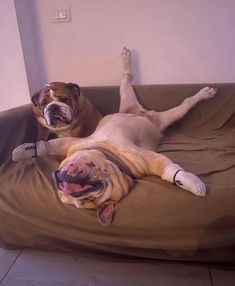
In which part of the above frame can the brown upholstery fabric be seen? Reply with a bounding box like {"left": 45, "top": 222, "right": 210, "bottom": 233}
{"left": 0, "top": 84, "right": 234, "bottom": 262}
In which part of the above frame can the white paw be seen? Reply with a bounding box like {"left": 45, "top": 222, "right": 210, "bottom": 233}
{"left": 161, "top": 164, "right": 206, "bottom": 197}
{"left": 197, "top": 86, "right": 217, "bottom": 100}
{"left": 175, "top": 171, "right": 206, "bottom": 197}
{"left": 12, "top": 143, "right": 37, "bottom": 161}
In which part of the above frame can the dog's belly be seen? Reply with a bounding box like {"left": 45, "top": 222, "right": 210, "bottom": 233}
{"left": 91, "top": 113, "right": 163, "bottom": 150}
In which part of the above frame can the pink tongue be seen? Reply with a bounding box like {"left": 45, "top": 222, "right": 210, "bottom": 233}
{"left": 53, "top": 115, "right": 68, "bottom": 123}
{"left": 57, "top": 114, "right": 65, "bottom": 120}
{"left": 59, "top": 181, "right": 92, "bottom": 194}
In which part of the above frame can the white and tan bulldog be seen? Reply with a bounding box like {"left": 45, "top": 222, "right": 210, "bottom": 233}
{"left": 13, "top": 48, "right": 217, "bottom": 225}
{"left": 32, "top": 82, "right": 101, "bottom": 138}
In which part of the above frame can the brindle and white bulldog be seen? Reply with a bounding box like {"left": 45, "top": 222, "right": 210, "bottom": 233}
{"left": 13, "top": 48, "right": 217, "bottom": 225}
{"left": 32, "top": 82, "right": 101, "bottom": 138}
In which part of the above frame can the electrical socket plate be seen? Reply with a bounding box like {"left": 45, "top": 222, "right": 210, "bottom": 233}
{"left": 52, "top": 7, "right": 71, "bottom": 23}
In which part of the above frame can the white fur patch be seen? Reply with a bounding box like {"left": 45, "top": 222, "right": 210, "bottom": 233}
{"left": 49, "top": 89, "right": 54, "bottom": 97}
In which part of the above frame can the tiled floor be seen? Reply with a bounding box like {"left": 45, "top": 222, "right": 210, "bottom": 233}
{"left": 0, "top": 248, "right": 234, "bottom": 285}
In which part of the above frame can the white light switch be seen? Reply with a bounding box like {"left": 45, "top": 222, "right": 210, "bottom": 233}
{"left": 53, "top": 10, "right": 60, "bottom": 19}
{"left": 59, "top": 10, "right": 67, "bottom": 19}
{"left": 52, "top": 7, "right": 71, "bottom": 23}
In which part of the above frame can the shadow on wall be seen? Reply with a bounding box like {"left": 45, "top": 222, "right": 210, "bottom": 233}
{"left": 131, "top": 49, "right": 142, "bottom": 85}
{"left": 15, "top": 0, "right": 48, "bottom": 96}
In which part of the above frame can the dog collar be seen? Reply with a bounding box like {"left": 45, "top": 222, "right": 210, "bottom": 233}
{"left": 85, "top": 147, "right": 134, "bottom": 178}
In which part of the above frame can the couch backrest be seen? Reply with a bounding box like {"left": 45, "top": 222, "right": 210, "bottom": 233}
{"left": 81, "top": 83, "right": 235, "bottom": 116}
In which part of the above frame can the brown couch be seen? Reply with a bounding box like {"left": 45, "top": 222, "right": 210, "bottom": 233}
{"left": 0, "top": 84, "right": 234, "bottom": 263}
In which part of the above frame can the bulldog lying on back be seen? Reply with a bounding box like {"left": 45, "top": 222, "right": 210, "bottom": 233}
{"left": 13, "top": 47, "right": 217, "bottom": 225}
{"left": 32, "top": 81, "right": 101, "bottom": 138}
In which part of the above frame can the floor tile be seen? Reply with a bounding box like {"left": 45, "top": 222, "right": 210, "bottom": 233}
{"left": 0, "top": 248, "right": 22, "bottom": 282}
{"left": 210, "top": 267, "right": 235, "bottom": 286}
{"left": 1, "top": 248, "right": 212, "bottom": 286}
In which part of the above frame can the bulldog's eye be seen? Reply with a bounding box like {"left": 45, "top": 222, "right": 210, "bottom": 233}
{"left": 40, "top": 100, "right": 48, "bottom": 107}
{"left": 60, "top": 97, "right": 69, "bottom": 104}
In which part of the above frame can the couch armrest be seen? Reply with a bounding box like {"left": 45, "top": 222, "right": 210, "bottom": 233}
{"left": 0, "top": 104, "right": 37, "bottom": 163}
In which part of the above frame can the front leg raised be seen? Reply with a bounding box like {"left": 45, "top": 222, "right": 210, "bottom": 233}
{"left": 12, "top": 137, "right": 79, "bottom": 161}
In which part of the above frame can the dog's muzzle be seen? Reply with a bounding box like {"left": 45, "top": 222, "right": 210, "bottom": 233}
{"left": 53, "top": 169, "right": 104, "bottom": 200}
{"left": 44, "top": 102, "right": 72, "bottom": 126}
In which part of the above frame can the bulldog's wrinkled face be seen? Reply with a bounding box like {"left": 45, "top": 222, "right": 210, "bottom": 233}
{"left": 32, "top": 82, "right": 80, "bottom": 130}
{"left": 53, "top": 150, "right": 133, "bottom": 225}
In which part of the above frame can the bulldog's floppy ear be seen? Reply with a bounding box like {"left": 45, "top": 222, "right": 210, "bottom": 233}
{"left": 31, "top": 91, "right": 40, "bottom": 106}
{"left": 66, "top": 82, "right": 80, "bottom": 99}
{"left": 97, "top": 203, "right": 115, "bottom": 226}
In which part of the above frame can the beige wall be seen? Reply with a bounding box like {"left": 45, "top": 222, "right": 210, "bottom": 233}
{"left": 0, "top": 0, "right": 30, "bottom": 111}
{"left": 16, "top": 0, "right": 235, "bottom": 95}
{"left": 3, "top": 0, "right": 235, "bottom": 109}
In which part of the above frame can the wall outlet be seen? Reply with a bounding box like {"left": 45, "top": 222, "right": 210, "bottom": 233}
{"left": 52, "top": 7, "right": 71, "bottom": 23}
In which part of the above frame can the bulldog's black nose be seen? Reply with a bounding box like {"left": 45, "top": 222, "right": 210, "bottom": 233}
{"left": 48, "top": 104, "right": 60, "bottom": 113}
{"left": 52, "top": 168, "right": 89, "bottom": 187}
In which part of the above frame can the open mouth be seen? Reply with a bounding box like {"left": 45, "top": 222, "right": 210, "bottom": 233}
{"left": 47, "top": 112, "right": 71, "bottom": 126}
{"left": 53, "top": 170, "right": 104, "bottom": 199}
{"left": 51, "top": 114, "right": 71, "bottom": 125}
{"left": 44, "top": 104, "right": 72, "bottom": 126}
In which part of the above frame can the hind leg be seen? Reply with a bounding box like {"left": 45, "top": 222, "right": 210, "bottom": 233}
{"left": 148, "top": 87, "right": 217, "bottom": 132}
{"left": 159, "top": 87, "right": 217, "bottom": 131}
{"left": 119, "top": 47, "right": 144, "bottom": 114}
